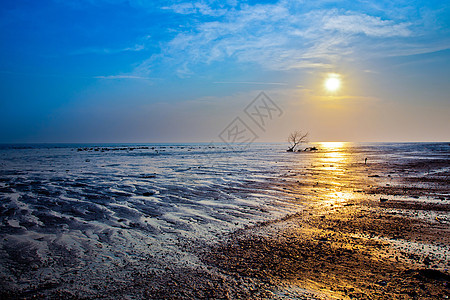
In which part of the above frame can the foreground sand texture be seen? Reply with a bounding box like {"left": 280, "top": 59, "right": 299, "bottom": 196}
{"left": 0, "top": 143, "right": 449, "bottom": 299}
{"left": 203, "top": 153, "right": 449, "bottom": 299}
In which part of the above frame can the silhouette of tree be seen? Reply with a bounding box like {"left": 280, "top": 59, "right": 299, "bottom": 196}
{"left": 287, "top": 131, "right": 308, "bottom": 152}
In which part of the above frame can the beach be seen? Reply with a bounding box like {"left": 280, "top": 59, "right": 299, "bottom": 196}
{"left": 0, "top": 142, "right": 448, "bottom": 299}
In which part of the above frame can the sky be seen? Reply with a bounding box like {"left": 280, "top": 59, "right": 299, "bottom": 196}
{"left": 0, "top": 0, "right": 449, "bottom": 143}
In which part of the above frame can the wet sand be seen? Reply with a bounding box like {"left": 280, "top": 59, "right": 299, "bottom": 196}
{"left": 1, "top": 144, "right": 449, "bottom": 299}
{"left": 202, "top": 153, "right": 450, "bottom": 299}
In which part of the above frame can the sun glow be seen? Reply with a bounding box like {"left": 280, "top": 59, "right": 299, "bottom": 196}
{"left": 324, "top": 73, "right": 341, "bottom": 92}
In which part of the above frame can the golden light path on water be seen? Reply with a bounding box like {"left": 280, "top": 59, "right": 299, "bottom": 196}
{"left": 313, "top": 142, "right": 359, "bottom": 206}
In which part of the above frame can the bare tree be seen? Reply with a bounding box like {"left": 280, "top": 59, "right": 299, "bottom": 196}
{"left": 287, "top": 131, "right": 308, "bottom": 152}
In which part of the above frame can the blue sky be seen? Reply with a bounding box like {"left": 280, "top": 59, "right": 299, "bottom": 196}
{"left": 1, "top": 0, "right": 449, "bottom": 143}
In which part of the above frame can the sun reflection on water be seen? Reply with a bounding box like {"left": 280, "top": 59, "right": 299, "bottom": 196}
{"left": 318, "top": 142, "right": 349, "bottom": 170}
{"left": 314, "top": 142, "right": 360, "bottom": 206}
{"left": 318, "top": 142, "right": 347, "bottom": 150}
{"left": 287, "top": 142, "right": 365, "bottom": 208}
{"left": 323, "top": 191, "right": 356, "bottom": 205}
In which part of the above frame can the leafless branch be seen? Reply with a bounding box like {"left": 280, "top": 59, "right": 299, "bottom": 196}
{"left": 287, "top": 131, "right": 308, "bottom": 152}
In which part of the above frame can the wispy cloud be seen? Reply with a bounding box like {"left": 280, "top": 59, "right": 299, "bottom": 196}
{"left": 214, "top": 81, "right": 288, "bottom": 86}
{"left": 71, "top": 43, "right": 145, "bottom": 55}
{"left": 94, "top": 75, "right": 152, "bottom": 80}
{"left": 131, "top": 0, "right": 444, "bottom": 77}
{"left": 71, "top": 33, "right": 153, "bottom": 56}
{"left": 322, "top": 13, "right": 412, "bottom": 37}
{"left": 161, "top": 2, "right": 227, "bottom": 16}
{"left": 64, "top": 0, "right": 445, "bottom": 81}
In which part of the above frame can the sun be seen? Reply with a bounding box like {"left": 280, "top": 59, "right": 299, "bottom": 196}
{"left": 324, "top": 73, "right": 341, "bottom": 92}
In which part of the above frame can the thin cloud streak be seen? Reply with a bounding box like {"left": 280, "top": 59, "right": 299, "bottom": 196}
{"left": 214, "top": 81, "right": 288, "bottom": 86}
{"left": 94, "top": 75, "right": 153, "bottom": 80}
{"left": 71, "top": 44, "right": 146, "bottom": 56}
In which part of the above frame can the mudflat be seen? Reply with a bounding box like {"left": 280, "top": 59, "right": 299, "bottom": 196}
{"left": 0, "top": 143, "right": 448, "bottom": 299}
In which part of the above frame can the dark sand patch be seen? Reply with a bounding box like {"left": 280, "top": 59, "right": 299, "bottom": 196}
{"left": 203, "top": 203, "right": 449, "bottom": 299}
